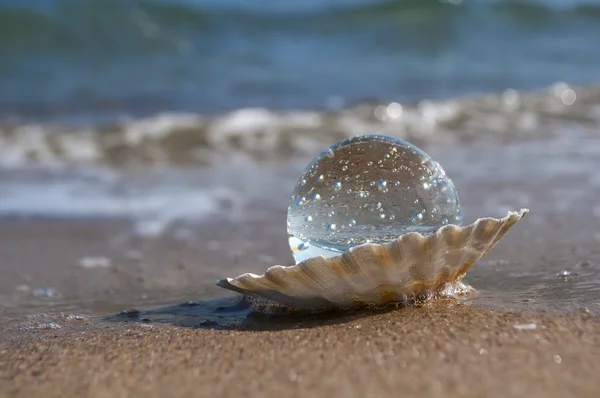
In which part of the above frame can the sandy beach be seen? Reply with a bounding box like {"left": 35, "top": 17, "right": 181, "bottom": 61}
{"left": 2, "top": 303, "right": 599, "bottom": 398}
{"left": 1, "top": 136, "right": 600, "bottom": 397}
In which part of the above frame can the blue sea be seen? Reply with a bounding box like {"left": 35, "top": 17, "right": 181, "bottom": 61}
{"left": 1, "top": 0, "right": 600, "bottom": 122}
{"left": 0, "top": 0, "right": 600, "bottom": 222}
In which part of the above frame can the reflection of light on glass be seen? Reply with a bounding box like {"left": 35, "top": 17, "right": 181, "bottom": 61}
{"left": 550, "top": 82, "right": 577, "bottom": 106}
{"left": 501, "top": 88, "right": 520, "bottom": 108}
{"left": 386, "top": 102, "right": 403, "bottom": 119}
{"left": 374, "top": 106, "right": 387, "bottom": 122}
{"left": 561, "top": 89, "right": 576, "bottom": 106}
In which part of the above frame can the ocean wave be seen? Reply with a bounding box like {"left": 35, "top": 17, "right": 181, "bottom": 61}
{"left": 1, "top": 83, "right": 599, "bottom": 169}
{"left": 3, "top": 0, "right": 600, "bottom": 119}
{"left": 2, "top": 0, "right": 600, "bottom": 51}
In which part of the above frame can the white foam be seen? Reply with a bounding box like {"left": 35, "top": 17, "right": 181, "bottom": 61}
{"left": 1, "top": 83, "right": 599, "bottom": 169}
{"left": 121, "top": 113, "right": 204, "bottom": 146}
{"left": 0, "top": 168, "right": 244, "bottom": 237}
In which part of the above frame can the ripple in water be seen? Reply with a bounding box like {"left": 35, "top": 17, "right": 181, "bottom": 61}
{"left": 287, "top": 134, "right": 462, "bottom": 263}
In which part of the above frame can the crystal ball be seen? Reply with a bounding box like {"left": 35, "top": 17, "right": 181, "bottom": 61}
{"left": 287, "top": 134, "right": 462, "bottom": 263}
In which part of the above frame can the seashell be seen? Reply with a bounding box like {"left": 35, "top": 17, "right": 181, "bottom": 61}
{"left": 216, "top": 208, "right": 529, "bottom": 310}
{"left": 216, "top": 134, "right": 528, "bottom": 311}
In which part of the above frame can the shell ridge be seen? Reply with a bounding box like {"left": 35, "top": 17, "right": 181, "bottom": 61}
{"left": 372, "top": 240, "right": 405, "bottom": 290}
{"left": 344, "top": 245, "right": 399, "bottom": 301}
{"left": 401, "top": 233, "right": 431, "bottom": 284}
{"left": 294, "top": 258, "right": 350, "bottom": 300}
{"left": 428, "top": 227, "right": 462, "bottom": 286}
{"left": 263, "top": 266, "right": 317, "bottom": 297}
{"left": 216, "top": 209, "right": 529, "bottom": 309}
{"left": 229, "top": 271, "right": 338, "bottom": 309}
{"left": 424, "top": 222, "right": 478, "bottom": 288}
{"left": 356, "top": 245, "right": 397, "bottom": 284}
{"left": 334, "top": 247, "right": 378, "bottom": 295}
{"left": 230, "top": 267, "right": 287, "bottom": 292}
{"left": 479, "top": 209, "right": 528, "bottom": 258}
{"left": 313, "top": 255, "right": 366, "bottom": 302}
{"left": 381, "top": 239, "right": 407, "bottom": 285}
{"left": 453, "top": 209, "right": 528, "bottom": 278}
{"left": 383, "top": 237, "right": 415, "bottom": 288}
{"left": 452, "top": 218, "right": 505, "bottom": 278}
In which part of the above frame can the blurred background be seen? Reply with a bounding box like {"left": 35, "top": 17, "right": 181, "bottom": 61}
{"left": 2, "top": 0, "right": 600, "bottom": 118}
{"left": 1, "top": 0, "right": 600, "bottom": 234}
{"left": 1, "top": 0, "right": 600, "bottom": 235}
{"left": 1, "top": 0, "right": 600, "bottom": 317}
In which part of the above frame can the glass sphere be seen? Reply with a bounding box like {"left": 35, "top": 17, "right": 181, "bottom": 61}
{"left": 287, "top": 134, "right": 462, "bottom": 263}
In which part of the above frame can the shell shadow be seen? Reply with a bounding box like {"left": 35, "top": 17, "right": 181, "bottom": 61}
{"left": 103, "top": 294, "right": 456, "bottom": 331}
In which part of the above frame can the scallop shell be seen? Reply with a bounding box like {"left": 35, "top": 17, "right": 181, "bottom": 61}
{"left": 216, "top": 208, "right": 528, "bottom": 310}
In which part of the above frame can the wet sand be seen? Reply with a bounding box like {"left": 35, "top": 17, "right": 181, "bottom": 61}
{"left": 1, "top": 303, "right": 599, "bottom": 398}
{"left": 0, "top": 210, "right": 599, "bottom": 398}
{"left": 2, "top": 138, "right": 600, "bottom": 397}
